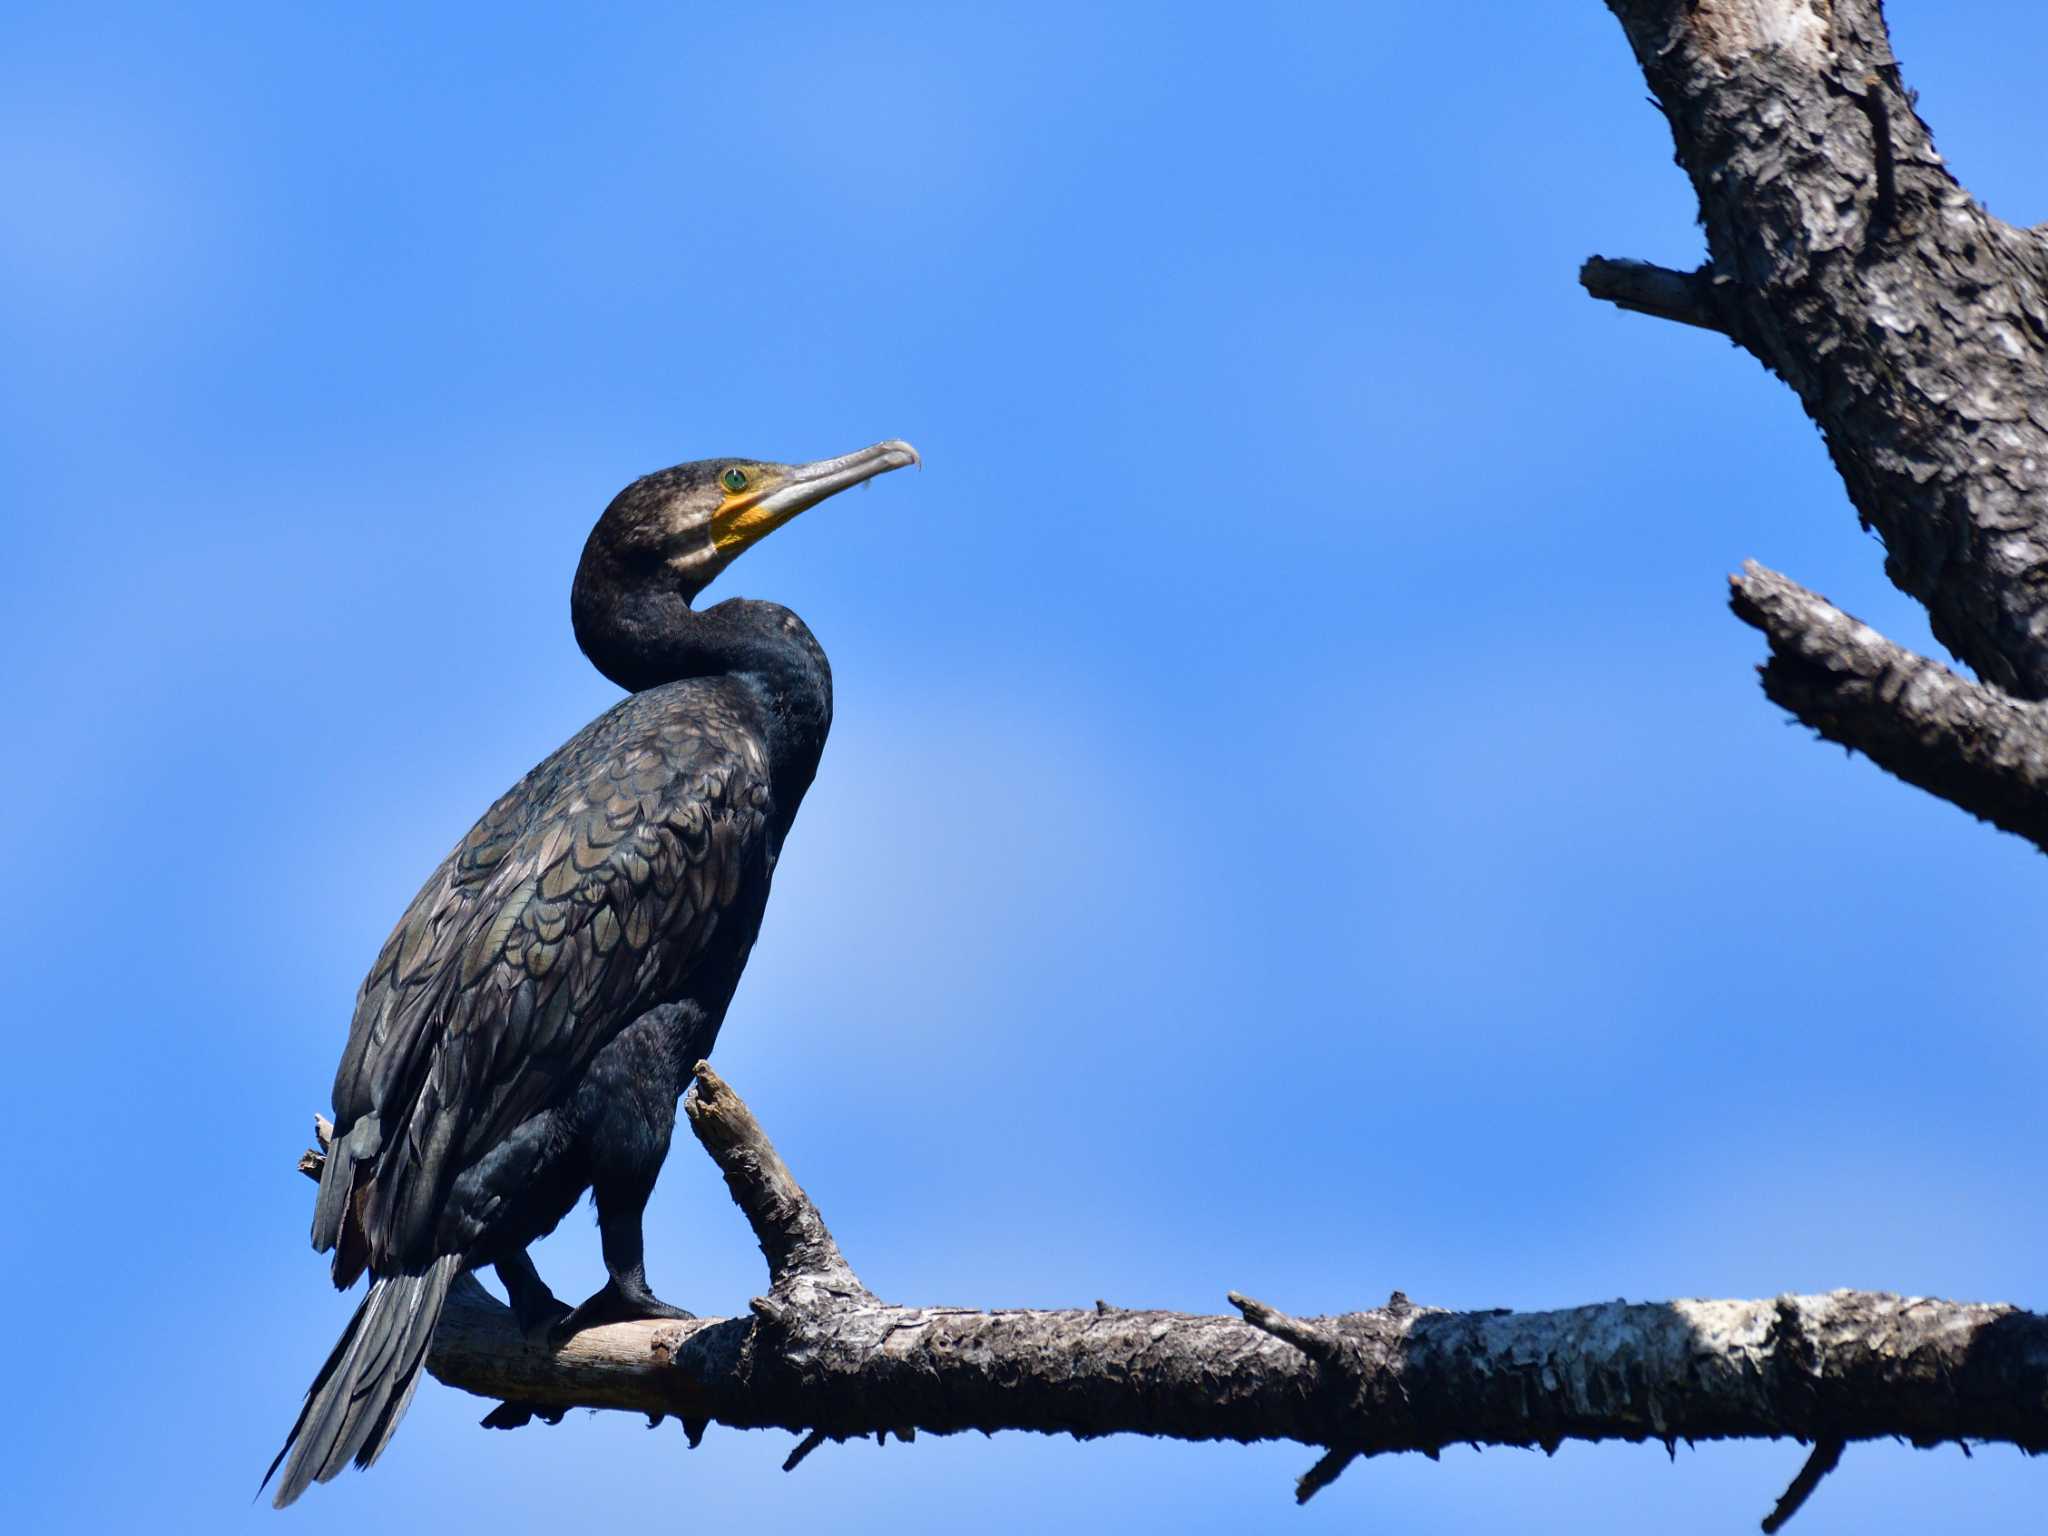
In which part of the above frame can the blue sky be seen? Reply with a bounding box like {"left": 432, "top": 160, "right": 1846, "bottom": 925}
{"left": 4, "top": 2, "right": 2045, "bottom": 1531}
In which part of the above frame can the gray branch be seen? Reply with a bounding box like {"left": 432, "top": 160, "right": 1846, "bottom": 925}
{"left": 1580, "top": 257, "right": 1729, "bottom": 334}
{"left": 683, "top": 1065, "right": 869, "bottom": 1308}
{"left": 1595, "top": 0, "right": 2048, "bottom": 704}
{"left": 293, "top": 1069, "right": 2048, "bottom": 1519}
{"left": 1730, "top": 560, "right": 2048, "bottom": 849}
{"left": 427, "top": 1266, "right": 2048, "bottom": 1465}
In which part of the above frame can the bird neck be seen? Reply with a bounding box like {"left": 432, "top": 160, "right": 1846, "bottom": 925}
{"left": 572, "top": 577, "right": 833, "bottom": 802}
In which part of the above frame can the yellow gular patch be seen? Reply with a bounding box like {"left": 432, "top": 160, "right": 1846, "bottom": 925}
{"left": 710, "top": 471, "right": 793, "bottom": 553}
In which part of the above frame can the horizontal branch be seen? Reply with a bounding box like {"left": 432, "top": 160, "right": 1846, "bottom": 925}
{"left": 388, "top": 1070, "right": 2048, "bottom": 1491}
{"left": 1579, "top": 257, "right": 1729, "bottom": 334}
{"left": 426, "top": 1275, "right": 2048, "bottom": 1461}
{"left": 294, "top": 1069, "right": 2044, "bottom": 1525}
{"left": 1730, "top": 560, "right": 2048, "bottom": 851}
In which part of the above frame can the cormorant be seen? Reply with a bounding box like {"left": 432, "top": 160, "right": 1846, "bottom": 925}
{"left": 266, "top": 440, "right": 920, "bottom": 1506}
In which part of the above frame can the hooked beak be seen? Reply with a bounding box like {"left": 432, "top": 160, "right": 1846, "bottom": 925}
{"left": 711, "top": 439, "right": 921, "bottom": 556}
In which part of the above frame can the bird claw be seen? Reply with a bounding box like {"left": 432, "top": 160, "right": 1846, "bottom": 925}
{"left": 548, "top": 1280, "right": 695, "bottom": 1345}
{"left": 481, "top": 1400, "right": 568, "bottom": 1431}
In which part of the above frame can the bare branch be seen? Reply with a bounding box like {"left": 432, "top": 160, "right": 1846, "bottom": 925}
{"left": 420, "top": 1269, "right": 2048, "bottom": 1462}
{"left": 1598, "top": 0, "right": 2048, "bottom": 699}
{"left": 293, "top": 1072, "right": 2048, "bottom": 1512}
{"left": 1760, "top": 1436, "right": 1846, "bottom": 1534}
{"left": 1730, "top": 561, "right": 2048, "bottom": 851}
{"left": 682, "top": 1062, "right": 867, "bottom": 1302}
{"left": 1579, "top": 257, "right": 1728, "bottom": 334}
{"left": 1227, "top": 1290, "right": 1349, "bottom": 1367}
{"left": 1229, "top": 1291, "right": 1370, "bottom": 1501}
{"left": 781, "top": 1428, "right": 829, "bottom": 1473}
{"left": 298, "top": 1070, "right": 2047, "bottom": 1473}
{"left": 1295, "top": 1444, "right": 1361, "bottom": 1505}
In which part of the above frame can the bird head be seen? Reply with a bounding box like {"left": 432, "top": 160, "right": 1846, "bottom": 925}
{"left": 571, "top": 439, "right": 920, "bottom": 692}
{"left": 582, "top": 439, "right": 922, "bottom": 603}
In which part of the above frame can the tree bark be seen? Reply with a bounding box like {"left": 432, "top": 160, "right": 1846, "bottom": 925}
{"left": 1583, "top": 0, "right": 2048, "bottom": 850}
{"left": 1729, "top": 560, "right": 2048, "bottom": 845}
{"left": 290, "top": 1067, "right": 2048, "bottom": 1520}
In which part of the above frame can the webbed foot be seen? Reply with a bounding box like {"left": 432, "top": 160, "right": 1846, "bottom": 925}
{"left": 549, "top": 1277, "right": 695, "bottom": 1344}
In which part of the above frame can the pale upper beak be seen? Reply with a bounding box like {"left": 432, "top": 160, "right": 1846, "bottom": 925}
{"left": 711, "top": 440, "right": 921, "bottom": 556}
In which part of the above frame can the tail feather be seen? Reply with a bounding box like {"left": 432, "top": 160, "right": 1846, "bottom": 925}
{"left": 312, "top": 1113, "right": 381, "bottom": 1287}
{"left": 264, "top": 1253, "right": 461, "bottom": 1508}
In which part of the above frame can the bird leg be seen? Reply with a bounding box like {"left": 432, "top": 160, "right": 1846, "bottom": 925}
{"left": 495, "top": 1249, "right": 570, "bottom": 1341}
{"left": 551, "top": 1175, "right": 694, "bottom": 1342}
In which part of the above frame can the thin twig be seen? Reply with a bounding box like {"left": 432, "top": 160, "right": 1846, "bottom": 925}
{"left": 782, "top": 1429, "right": 829, "bottom": 1473}
{"left": 1759, "top": 1436, "right": 1846, "bottom": 1533}
{"left": 1296, "top": 1445, "right": 1361, "bottom": 1504}
{"left": 1229, "top": 1293, "right": 1370, "bottom": 1501}
{"left": 1227, "top": 1291, "right": 1346, "bottom": 1367}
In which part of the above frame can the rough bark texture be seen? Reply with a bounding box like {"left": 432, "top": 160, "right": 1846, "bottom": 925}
{"left": 1599, "top": 0, "right": 2048, "bottom": 699}
{"left": 292, "top": 1068, "right": 2048, "bottom": 1500}
{"left": 1580, "top": 256, "right": 1727, "bottom": 332}
{"left": 427, "top": 1275, "right": 2048, "bottom": 1461}
{"left": 1729, "top": 560, "right": 2048, "bottom": 845}
{"left": 1584, "top": 0, "right": 2048, "bottom": 852}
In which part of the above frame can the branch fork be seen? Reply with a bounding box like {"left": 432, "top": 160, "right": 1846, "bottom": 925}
{"left": 295, "top": 1066, "right": 2048, "bottom": 1526}
{"left": 1582, "top": 1, "right": 2048, "bottom": 852}
{"left": 684, "top": 1063, "right": 870, "bottom": 1310}
{"left": 1228, "top": 1291, "right": 1385, "bottom": 1502}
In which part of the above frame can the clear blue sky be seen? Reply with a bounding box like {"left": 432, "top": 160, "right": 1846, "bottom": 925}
{"left": 4, "top": 3, "right": 2044, "bottom": 1532}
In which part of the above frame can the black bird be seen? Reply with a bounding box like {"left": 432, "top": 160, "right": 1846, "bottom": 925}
{"left": 267, "top": 439, "right": 919, "bottom": 1506}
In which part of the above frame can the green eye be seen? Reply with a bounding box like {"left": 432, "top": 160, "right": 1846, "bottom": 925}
{"left": 721, "top": 467, "right": 749, "bottom": 493}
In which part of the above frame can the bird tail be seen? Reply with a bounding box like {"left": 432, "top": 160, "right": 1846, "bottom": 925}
{"left": 262, "top": 1252, "right": 462, "bottom": 1508}
{"left": 311, "top": 1111, "right": 381, "bottom": 1288}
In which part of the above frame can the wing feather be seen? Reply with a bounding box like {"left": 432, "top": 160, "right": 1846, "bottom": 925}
{"left": 323, "top": 681, "right": 773, "bottom": 1274}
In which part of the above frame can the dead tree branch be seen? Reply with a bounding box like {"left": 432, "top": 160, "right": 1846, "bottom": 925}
{"left": 1579, "top": 257, "right": 1729, "bottom": 334}
{"left": 297, "top": 1067, "right": 2048, "bottom": 1520}
{"left": 1761, "top": 1435, "right": 1847, "bottom": 1535}
{"left": 1588, "top": 0, "right": 2048, "bottom": 845}
{"left": 1729, "top": 560, "right": 2048, "bottom": 845}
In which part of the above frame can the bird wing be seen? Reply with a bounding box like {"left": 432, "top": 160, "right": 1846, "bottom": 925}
{"left": 321, "top": 682, "right": 771, "bottom": 1275}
